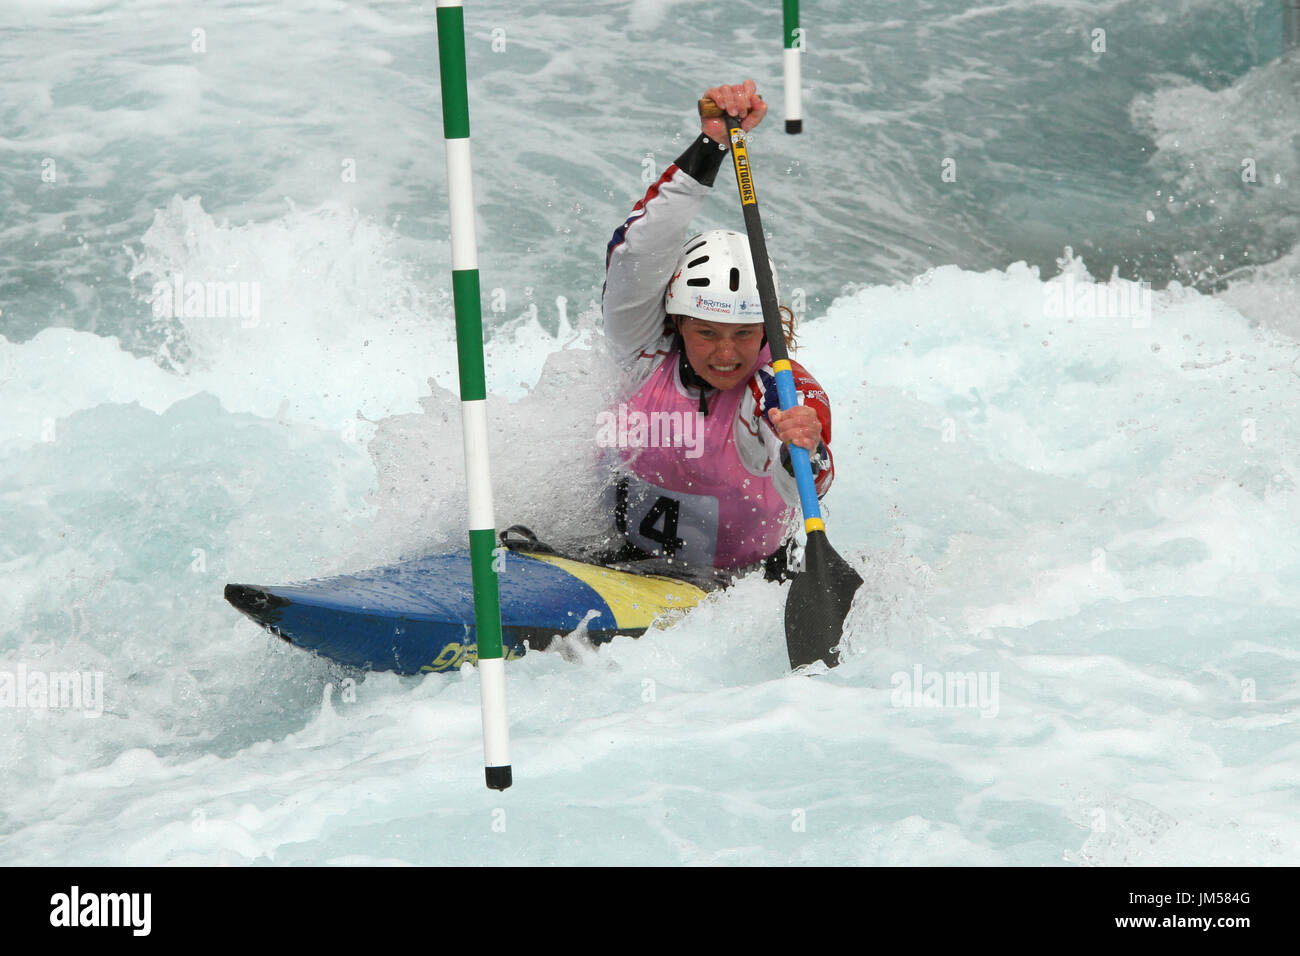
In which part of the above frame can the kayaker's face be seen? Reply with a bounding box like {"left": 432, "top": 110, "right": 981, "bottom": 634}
{"left": 675, "top": 317, "right": 765, "bottom": 390}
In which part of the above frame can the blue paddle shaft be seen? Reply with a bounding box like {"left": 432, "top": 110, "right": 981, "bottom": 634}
{"left": 773, "top": 367, "right": 822, "bottom": 523}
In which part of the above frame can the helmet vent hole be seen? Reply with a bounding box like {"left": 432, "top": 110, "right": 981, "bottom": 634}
{"left": 686, "top": 255, "right": 709, "bottom": 268}
{"left": 686, "top": 277, "right": 709, "bottom": 287}
{"left": 729, "top": 267, "right": 741, "bottom": 292}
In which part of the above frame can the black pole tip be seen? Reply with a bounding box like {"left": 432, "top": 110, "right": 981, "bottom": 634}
{"left": 785, "top": 119, "right": 803, "bottom": 134}
{"left": 485, "top": 765, "right": 513, "bottom": 791}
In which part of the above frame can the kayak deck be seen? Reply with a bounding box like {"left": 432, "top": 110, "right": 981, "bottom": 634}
{"left": 226, "top": 550, "right": 707, "bottom": 674}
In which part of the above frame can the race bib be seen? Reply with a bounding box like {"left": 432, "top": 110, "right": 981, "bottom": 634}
{"left": 613, "top": 473, "right": 719, "bottom": 567}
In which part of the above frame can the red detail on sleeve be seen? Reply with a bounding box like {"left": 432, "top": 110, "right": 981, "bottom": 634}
{"left": 605, "top": 164, "right": 682, "bottom": 270}
{"left": 788, "top": 360, "right": 832, "bottom": 447}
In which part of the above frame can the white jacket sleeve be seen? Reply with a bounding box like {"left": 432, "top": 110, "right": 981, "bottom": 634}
{"left": 602, "top": 134, "right": 730, "bottom": 367}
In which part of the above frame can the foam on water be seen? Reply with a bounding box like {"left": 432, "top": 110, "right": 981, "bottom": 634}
{"left": 5, "top": 244, "right": 1299, "bottom": 864}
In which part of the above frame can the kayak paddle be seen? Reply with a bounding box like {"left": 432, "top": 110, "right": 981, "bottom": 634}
{"left": 700, "top": 96, "right": 863, "bottom": 669}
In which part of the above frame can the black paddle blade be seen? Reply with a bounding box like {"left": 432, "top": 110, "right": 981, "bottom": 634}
{"left": 784, "top": 530, "right": 863, "bottom": 669}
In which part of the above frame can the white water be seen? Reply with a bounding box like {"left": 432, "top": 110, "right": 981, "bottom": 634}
{"left": 2, "top": 0, "right": 1298, "bottom": 865}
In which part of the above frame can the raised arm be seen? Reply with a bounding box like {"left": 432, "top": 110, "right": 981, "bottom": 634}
{"left": 602, "top": 81, "right": 768, "bottom": 365}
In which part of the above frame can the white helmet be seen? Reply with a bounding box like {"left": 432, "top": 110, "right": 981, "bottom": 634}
{"left": 664, "top": 229, "right": 779, "bottom": 323}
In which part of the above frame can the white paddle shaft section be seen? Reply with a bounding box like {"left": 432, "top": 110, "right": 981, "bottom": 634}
{"left": 445, "top": 138, "right": 479, "bottom": 271}
{"left": 459, "top": 398, "right": 496, "bottom": 530}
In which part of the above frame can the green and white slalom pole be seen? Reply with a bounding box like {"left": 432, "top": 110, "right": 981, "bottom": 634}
{"left": 783, "top": 0, "right": 803, "bottom": 133}
{"left": 435, "top": 0, "right": 511, "bottom": 791}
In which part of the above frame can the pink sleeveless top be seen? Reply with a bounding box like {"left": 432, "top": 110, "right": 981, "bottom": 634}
{"left": 613, "top": 344, "right": 792, "bottom": 568}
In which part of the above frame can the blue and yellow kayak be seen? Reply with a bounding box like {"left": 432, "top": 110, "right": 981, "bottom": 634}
{"left": 225, "top": 550, "right": 707, "bottom": 674}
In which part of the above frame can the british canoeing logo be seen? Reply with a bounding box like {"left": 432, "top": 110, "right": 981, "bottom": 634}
{"left": 693, "top": 294, "right": 733, "bottom": 315}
